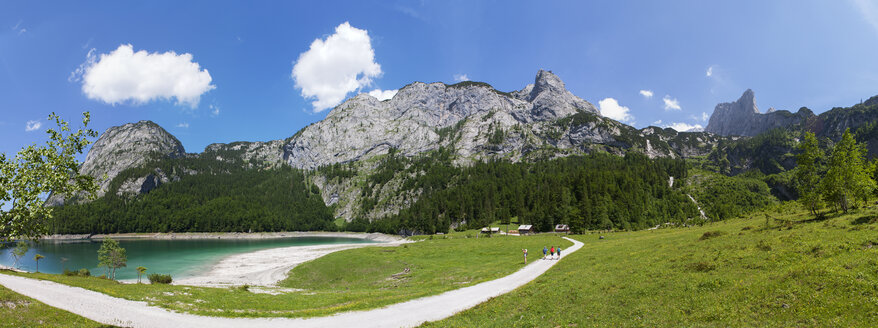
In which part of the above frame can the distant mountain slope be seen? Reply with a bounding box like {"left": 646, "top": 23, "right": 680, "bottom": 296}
{"left": 705, "top": 89, "right": 814, "bottom": 136}
{"left": 46, "top": 120, "right": 184, "bottom": 205}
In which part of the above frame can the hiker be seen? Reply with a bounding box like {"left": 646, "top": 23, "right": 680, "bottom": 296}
{"left": 542, "top": 246, "right": 548, "bottom": 260}
{"left": 556, "top": 246, "right": 562, "bottom": 259}
{"left": 550, "top": 246, "right": 555, "bottom": 259}
{"left": 522, "top": 248, "right": 528, "bottom": 264}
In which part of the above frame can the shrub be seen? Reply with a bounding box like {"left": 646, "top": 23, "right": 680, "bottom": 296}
{"left": 756, "top": 240, "right": 772, "bottom": 251}
{"left": 699, "top": 231, "right": 725, "bottom": 240}
{"left": 78, "top": 268, "right": 90, "bottom": 277}
{"left": 148, "top": 273, "right": 173, "bottom": 284}
{"left": 688, "top": 261, "right": 716, "bottom": 272}
{"left": 63, "top": 269, "right": 76, "bottom": 276}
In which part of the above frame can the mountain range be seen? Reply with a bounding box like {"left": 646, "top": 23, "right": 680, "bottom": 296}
{"left": 49, "top": 70, "right": 878, "bottom": 223}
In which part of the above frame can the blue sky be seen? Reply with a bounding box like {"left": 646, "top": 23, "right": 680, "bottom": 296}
{"left": 3, "top": 0, "right": 878, "bottom": 157}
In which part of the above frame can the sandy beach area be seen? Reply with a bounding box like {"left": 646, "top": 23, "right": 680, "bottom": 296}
{"left": 173, "top": 239, "right": 408, "bottom": 287}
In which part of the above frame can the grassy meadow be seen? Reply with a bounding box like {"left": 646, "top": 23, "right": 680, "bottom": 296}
{"left": 0, "top": 285, "right": 114, "bottom": 328}
{"left": 424, "top": 204, "right": 878, "bottom": 327}
{"left": 1, "top": 203, "right": 875, "bottom": 327}
{"left": 0, "top": 233, "right": 570, "bottom": 319}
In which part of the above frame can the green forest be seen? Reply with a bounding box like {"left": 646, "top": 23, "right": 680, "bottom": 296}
{"left": 49, "top": 157, "right": 335, "bottom": 234}
{"left": 347, "top": 151, "right": 706, "bottom": 234}
{"left": 51, "top": 142, "right": 788, "bottom": 236}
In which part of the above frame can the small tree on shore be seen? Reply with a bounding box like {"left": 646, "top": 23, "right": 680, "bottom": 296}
{"left": 34, "top": 254, "right": 44, "bottom": 273}
{"left": 136, "top": 266, "right": 147, "bottom": 284}
{"left": 97, "top": 237, "right": 126, "bottom": 280}
{"left": 11, "top": 240, "right": 29, "bottom": 268}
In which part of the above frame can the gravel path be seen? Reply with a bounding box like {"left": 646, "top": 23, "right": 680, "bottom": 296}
{"left": 0, "top": 237, "right": 583, "bottom": 328}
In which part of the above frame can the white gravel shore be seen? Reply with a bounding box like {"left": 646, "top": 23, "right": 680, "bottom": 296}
{"left": 174, "top": 240, "right": 408, "bottom": 287}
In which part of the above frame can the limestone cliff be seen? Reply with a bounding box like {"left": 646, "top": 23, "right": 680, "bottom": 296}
{"left": 705, "top": 89, "right": 814, "bottom": 136}
{"left": 46, "top": 120, "right": 185, "bottom": 205}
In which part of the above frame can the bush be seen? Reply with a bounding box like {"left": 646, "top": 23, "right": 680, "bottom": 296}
{"left": 147, "top": 273, "right": 173, "bottom": 284}
{"left": 63, "top": 269, "right": 76, "bottom": 276}
{"left": 699, "top": 231, "right": 726, "bottom": 241}
{"left": 688, "top": 261, "right": 716, "bottom": 272}
{"left": 78, "top": 268, "right": 90, "bottom": 277}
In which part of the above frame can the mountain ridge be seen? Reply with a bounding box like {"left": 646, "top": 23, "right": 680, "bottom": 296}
{"left": 58, "top": 70, "right": 878, "bottom": 223}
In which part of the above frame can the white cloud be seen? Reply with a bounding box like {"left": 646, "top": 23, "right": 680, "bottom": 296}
{"left": 663, "top": 95, "right": 681, "bottom": 111}
{"left": 598, "top": 98, "right": 634, "bottom": 123}
{"left": 25, "top": 120, "right": 41, "bottom": 132}
{"left": 701, "top": 112, "right": 709, "bottom": 121}
{"left": 210, "top": 104, "right": 220, "bottom": 117}
{"left": 639, "top": 90, "right": 653, "bottom": 98}
{"left": 664, "top": 122, "right": 703, "bottom": 132}
{"left": 292, "top": 22, "right": 382, "bottom": 112}
{"left": 11, "top": 20, "right": 26, "bottom": 35}
{"left": 72, "top": 44, "right": 215, "bottom": 108}
{"left": 176, "top": 122, "right": 189, "bottom": 128}
{"left": 652, "top": 119, "right": 662, "bottom": 125}
{"left": 368, "top": 89, "right": 398, "bottom": 101}
{"left": 454, "top": 74, "right": 470, "bottom": 82}
{"left": 706, "top": 66, "right": 714, "bottom": 77}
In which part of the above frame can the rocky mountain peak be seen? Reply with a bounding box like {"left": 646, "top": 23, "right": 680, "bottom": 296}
{"left": 282, "top": 69, "right": 601, "bottom": 169}
{"left": 529, "top": 69, "right": 566, "bottom": 99}
{"left": 705, "top": 89, "right": 812, "bottom": 136}
{"left": 46, "top": 120, "right": 185, "bottom": 205}
{"left": 740, "top": 89, "right": 758, "bottom": 113}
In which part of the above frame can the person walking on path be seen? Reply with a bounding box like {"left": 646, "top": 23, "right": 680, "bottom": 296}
{"left": 556, "top": 246, "right": 562, "bottom": 260}
{"left": 550, "top": 246, "right": 555, "bottom": 259}
{"left": 542, "top": 246, "right": 548, "bottom": 260}
{"left": 522, "top": 248, "right": 528, "bottom": 264}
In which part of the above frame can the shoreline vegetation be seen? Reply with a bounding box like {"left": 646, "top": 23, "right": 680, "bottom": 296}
{"left": 37, "top": 231, "right": 404, "bottom": 242}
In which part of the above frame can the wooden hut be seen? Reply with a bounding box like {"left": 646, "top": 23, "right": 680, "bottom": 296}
{"left": 517, "top": 224, "right": 534, "bottom": 235}
{"left": 554, "top": 224, "right": 570, "bottom": 233}
{"left": 480, "top": 227, "right": 500, "bottom": 234}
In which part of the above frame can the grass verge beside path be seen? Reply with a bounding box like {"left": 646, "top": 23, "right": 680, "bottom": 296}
{"left": 426, "top": 205, "right": 878, "bottom": 327}
{"left": 0, "top": 234, "right": 571, "bottom": 319}
{"left": 0, "top": 285, "right": 115, "bottom": 328}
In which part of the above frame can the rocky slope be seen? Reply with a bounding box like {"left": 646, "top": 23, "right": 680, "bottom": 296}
{"left": 705, "top": 89, "right": 815, "bottom": 136}
{"left": 46, "top": 121, "right": 185, "bottom": 205}
{"left": 282, "top": 70, "right": 602, "bottom": 169}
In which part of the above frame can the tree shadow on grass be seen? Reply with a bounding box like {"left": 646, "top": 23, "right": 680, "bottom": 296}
{"left": 851, "top": 215, "right": 877, "bottom": 225}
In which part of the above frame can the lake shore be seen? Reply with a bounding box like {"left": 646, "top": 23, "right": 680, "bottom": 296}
{"left": 41, "top": 231, "right": 404, "bottom": 243}
{"left": 32, "top": 231, "right": 409, "bottom": 286}
{"left": 171, "top": 241, "right": 403, "bottom": 287}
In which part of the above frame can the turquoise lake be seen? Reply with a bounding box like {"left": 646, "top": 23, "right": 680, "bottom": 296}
{"left": 0, "top": 236, "right": 373, "bottom": 280}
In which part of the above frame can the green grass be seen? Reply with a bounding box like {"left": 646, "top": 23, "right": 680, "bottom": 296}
{"left": 0, "top": 285, "right": 115, "bottom": 328}
{"left": 1, "top": 234, "right": 571, "bottom": 318}
{"left": 425, "top": 204, "right": 878, "bottom": 327}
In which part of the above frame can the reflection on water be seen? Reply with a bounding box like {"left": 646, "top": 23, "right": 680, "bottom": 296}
{"left": 0, "top": 236, "right": 373, "bottom": 280}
